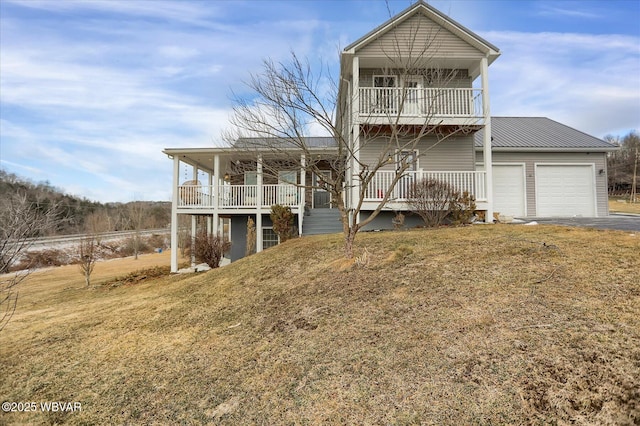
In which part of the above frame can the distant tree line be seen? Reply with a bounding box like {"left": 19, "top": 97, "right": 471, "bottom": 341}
{"left": 0, "top": 169, "right": 170, "bottom": 236}
{"left": 606, "top": 131, "right": 639, "bottom": 196}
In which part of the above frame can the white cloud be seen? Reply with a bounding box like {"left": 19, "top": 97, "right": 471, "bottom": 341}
{"left": 536, "top": 6, "right": 600, "bottom": 20}
{"left": 484, "top": 31, "right": 640, "bottom": 137}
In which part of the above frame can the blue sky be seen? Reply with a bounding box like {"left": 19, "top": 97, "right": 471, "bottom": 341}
{"left": 1, "top": 0, "right": 639, "bottom": 202}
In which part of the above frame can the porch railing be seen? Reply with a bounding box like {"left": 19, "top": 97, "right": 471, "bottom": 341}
{"left": 359, "top": 87, "right": 482, "bottom": 118}
{"left": 178, "top": 184, "right": 301, "bottom": 209}
{"left": 364, "top": 171, "right": 487, "bottom": 202}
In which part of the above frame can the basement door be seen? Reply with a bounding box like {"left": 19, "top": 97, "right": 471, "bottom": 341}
{"left": 536, "top": 164, "right": 596, "bottom": 217}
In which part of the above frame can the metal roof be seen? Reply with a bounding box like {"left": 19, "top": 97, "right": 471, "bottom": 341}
{"left": 474, "top": 117, "right": 617, "bottom": 151}
{"left": 233, "top": 137, "right": 337, "bottom": 150}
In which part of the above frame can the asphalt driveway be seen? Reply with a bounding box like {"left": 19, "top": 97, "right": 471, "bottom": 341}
{"left": 519, "top": 214, "right": 640, "bottom": 232}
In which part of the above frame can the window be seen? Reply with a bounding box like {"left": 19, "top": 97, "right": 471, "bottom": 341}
{"left": 278, "top": 171, "right": 296, "bottom": 185}
{"left": 278, "top": 171, "right": 297, "bottom": 205}
{"left": 398, "top": 150, "right": 419, "bottom": 171}
{"left": 373, "top": 75, "right": 397, "bottom": 113}
{"left": 373, "top": 75, "right": 397, "bottom": 88}
{"left": 244, "top": 171, "right": 257, "bottom": 185}
{"left": 262, "top": 228, "right": 279, "bottom": 250}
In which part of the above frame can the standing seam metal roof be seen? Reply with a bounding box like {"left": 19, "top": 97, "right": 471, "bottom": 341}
{"left": 231, "top": 118, "right": 614, "bottom": 151}
{"left": 474, "top": 117, "right": 616, "bottom": 150}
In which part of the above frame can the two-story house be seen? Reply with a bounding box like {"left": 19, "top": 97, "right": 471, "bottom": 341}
{"left": 163, "top": 1, "right": 615, "bottom": 272}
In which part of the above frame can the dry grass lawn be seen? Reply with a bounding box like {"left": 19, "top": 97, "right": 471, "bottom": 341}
{"left": 1, "top": 225, "right": 639, "bottom": 425}
{"left": 609, "top": 197, "right": 640, "bottom": 214}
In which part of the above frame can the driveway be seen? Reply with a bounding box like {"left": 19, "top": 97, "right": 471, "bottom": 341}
{"left": 518, "top": 214, "right": 640, "bottom": 232}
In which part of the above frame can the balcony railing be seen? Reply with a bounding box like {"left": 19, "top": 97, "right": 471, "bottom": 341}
{"left": 178, "top": 184, "right": 301, "bottom": 209}
{"left": 359, "top": 87, "right": 483, "bottom": 119}
{"left": 364, "top": 171, "right": 487, "bottom": 202}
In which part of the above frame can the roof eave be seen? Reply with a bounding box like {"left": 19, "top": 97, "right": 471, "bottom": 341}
{"left": 474, "top": 146, "right": 618, "bottom": 153}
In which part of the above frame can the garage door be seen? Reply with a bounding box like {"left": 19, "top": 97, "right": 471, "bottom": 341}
{"left": 493, "top": 165, "right": 526, "bottom": 217}
{"left": 536, "top": 165, "right": 595, "bottom": 217}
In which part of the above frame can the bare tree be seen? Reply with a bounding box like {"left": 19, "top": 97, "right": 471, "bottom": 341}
{"left": 0, "top": 192, "right": 60, "bottom": 331}
{"left": 607, "top": 131, "right": 640, "bottom": 198}
{"left": 227, "top": 14, "right": 482, "bottom": 257}
{"left": 126, "top": 200, "right": 146, "bottom": 260}
{"left": 78, "top": 236, "right": 97, "bottom": 287}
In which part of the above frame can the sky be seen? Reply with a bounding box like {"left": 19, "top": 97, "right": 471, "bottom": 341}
{"left": 1, "top": 0, "right": 639, "bottom": 203}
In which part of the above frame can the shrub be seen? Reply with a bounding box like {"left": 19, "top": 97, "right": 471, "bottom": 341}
{"left": 408, "top": 179, "right": 476, "bottom": 227}
{"left": 270, "top": 204, "right": 295, "bottom": 242}
{"left": 407, "top": 178, "right": 459, "bottom": 227}
{"left": 246, "top": 217, "right": 256, "bottom": 256}
{"left": 119, "top": 237, "right": 151, "bottom": 257}
{"left": 194, "top": 232, "right": 230, "bottom": 269}
{"left": 451, "top": 191, "right": 477, "bottom": 225}
{"left": 10, "top": 249, "right": 70, "bottom": 271}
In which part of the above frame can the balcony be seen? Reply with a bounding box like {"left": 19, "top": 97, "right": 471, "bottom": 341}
{"left": 364, "top": 171, "right": 487, "bottom": 203}
{"left": 359, "top": 87, "right": 483, "bottom": 126}
{"left": 178, "top": 184, "right": 302, "bottom": 210}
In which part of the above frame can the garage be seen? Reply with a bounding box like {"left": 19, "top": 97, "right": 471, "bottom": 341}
{"left": 493, "top": 164, "right": 526, "bottom": 217}
{"left": 536, "top": 164, "right": 596, "bottom": 217}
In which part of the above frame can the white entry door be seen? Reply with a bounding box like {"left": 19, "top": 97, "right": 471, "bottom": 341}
{"left": 536, "top": 165, "right": 596, "bottom": 217}
{"left": 493, "top": 164, "right": 526, "bottom": 217}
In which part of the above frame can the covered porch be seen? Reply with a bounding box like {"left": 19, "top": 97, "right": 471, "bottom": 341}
{"left": 163, "top": 147, "right": 336, "bottom": 272}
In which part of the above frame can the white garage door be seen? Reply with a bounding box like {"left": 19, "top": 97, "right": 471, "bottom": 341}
{"left": 493, "top": 165, "right": 526, "bottom": 217}
{"left": 536, "top": 165, "right": 595, "bottom": 217}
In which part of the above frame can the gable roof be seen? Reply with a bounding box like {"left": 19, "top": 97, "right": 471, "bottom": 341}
{"left": 343, "top": 0, "right": 500, "bottom": 63}
{"left": 474, "top": 117, "right": 617, "bottom": 151}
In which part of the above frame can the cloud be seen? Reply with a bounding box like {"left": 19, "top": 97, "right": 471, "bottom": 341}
{"left": 536, "top": 5, "right": 600, "bottom": 20}
{"left": 2, "top": 1, "right": 638, "bottom": 202}
{"left": 483, "top": 31, "right": 640, "bottom": 137}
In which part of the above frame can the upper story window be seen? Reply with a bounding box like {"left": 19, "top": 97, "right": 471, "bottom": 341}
{"left": 373, "top": 75, "right": 397, "bottom": 88}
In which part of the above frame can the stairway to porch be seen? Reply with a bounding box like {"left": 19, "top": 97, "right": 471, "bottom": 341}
{"left": 302, "top": 208, "right": 343, "bottom": 235}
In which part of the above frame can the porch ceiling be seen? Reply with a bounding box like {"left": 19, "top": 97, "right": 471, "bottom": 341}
{"left": 163, "top": 147, "right": 339, "bottom": 174}
{"left": 348, "top": 55, "right": 484, "bottom": 80}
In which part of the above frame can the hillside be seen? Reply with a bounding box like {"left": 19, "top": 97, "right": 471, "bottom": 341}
{"left": 0, "top": 169, "right": 170, "bottom": 235}
{"left": 1, "top": 225, "right": 638, "bottom": 424}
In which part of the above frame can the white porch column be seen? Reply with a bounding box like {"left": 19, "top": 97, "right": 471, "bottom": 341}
{"left": 480, "top": 56, "right": 494, "bottom": 223}
{"left": 299, "top": 153, "right": 306, "bottom": 236}
{"left": 191, "top": 166, "right": 198, "bottom": 266}
{"left": 170, "top": 156, "right": 180, "bottom": 273}
{"left": 351, "top": 55, "right": 361, "bottom": 224}
{"left": 256, "top": 155, "right": 263, "bottom": 252}
{"left": 212, "top": 154, "right": 220, "bottom": 236}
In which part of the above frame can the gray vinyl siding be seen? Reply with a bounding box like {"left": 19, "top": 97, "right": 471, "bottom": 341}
{"left": 360, "top": 211, "right": 424, "bottom": 231}
{"left": 356, "top": 13, "right": 484, "bottom": 59}
{"left": 229, "top": 214, "right": 276, "bottom": 261}
{"left": 361, "top": 135, "right": 475, "bottom": 172}
{"left": 480, "top": 151, "right": 609, "bottom": 217}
